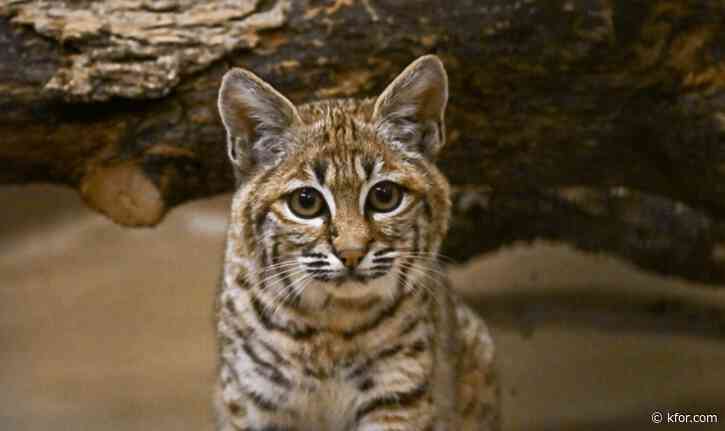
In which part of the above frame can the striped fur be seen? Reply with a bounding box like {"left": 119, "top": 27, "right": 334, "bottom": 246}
{"left": 215, "top": 56, "right": 499, "bottom": 431}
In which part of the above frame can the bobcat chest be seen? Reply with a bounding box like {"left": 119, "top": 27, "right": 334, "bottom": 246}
{"left": 290, "top": 376, "right": 360, "bottom": 431}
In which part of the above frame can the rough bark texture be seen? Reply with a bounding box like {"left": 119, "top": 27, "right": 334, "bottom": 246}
{"left": 1, "top": 0, "right": 724, "bottom": 285}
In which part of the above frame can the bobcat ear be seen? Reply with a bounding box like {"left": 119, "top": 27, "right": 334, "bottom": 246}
{"left": 373, "top": 55, "right": 448, "bottom": 159}
{"left": 218, "top": 68, "right": 302, "bottom": 172}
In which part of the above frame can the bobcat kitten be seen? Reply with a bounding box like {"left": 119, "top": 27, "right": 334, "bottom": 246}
{"left": 215, "top": 55, "right": 499, "bottom": 431}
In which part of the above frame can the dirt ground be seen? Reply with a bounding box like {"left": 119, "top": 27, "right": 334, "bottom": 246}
{"left": 1, "top": 185, "right": 723, "bottom": 430}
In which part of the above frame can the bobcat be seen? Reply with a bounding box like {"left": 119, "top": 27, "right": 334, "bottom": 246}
{"left": 215, "top": 55, "right": 499, "bottom": 431}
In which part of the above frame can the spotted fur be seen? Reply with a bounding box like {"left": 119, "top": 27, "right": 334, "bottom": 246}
{"left": 215, "top": 55, "right": 499, "bottom": 431}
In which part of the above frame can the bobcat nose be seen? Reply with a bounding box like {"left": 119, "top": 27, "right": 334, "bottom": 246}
{"left": 339, "top": 249, "right": 365, "bottom": 269}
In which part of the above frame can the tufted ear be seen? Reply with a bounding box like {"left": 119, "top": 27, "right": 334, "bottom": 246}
{"left": 218, "top": 68, "right": 302, "bottom": 174}
{"left": 372, "top": 55, "right": 449, "bottom": 159}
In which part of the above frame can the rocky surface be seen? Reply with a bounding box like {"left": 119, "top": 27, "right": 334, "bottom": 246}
{"left": 1, "top": 185, "right": 724, "bottom": 430}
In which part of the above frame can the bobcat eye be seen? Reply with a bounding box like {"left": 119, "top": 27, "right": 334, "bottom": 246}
{"left": 288, "top": 187, "right": 325, "bottom": 218}
{"left": 367, "top": 181, "right": 403, "bottom": 213}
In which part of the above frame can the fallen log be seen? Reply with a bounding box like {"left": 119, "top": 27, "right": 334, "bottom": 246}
{"left": 1, "top": 0, "right": 724, "bottom": 284}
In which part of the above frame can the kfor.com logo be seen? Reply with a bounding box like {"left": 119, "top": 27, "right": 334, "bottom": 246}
{"left": 652, "top": 410, "right": 719, "bottom": 424}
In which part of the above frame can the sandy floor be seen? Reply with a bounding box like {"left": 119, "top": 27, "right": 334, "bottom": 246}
{"left": 1, "top": 185, "right": 723, "bottom": 430}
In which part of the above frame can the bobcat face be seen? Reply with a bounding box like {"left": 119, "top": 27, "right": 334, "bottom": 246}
{"left": 219, "top": 56, "right": 451, "bottom": 307}
{"left": 280, "top": 154, "right": 418, "bottom": 286}
{"left": 251, "top": 137, "right": 446, "bottom": 304}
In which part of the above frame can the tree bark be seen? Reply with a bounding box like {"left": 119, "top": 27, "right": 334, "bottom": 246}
{"left": 1, "top": 0, "right": 724, "bottom": 284}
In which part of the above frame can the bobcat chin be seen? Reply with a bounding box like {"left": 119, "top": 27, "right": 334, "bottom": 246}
{"left": 215, "top": 55, "right": 499, "bottom": 431}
